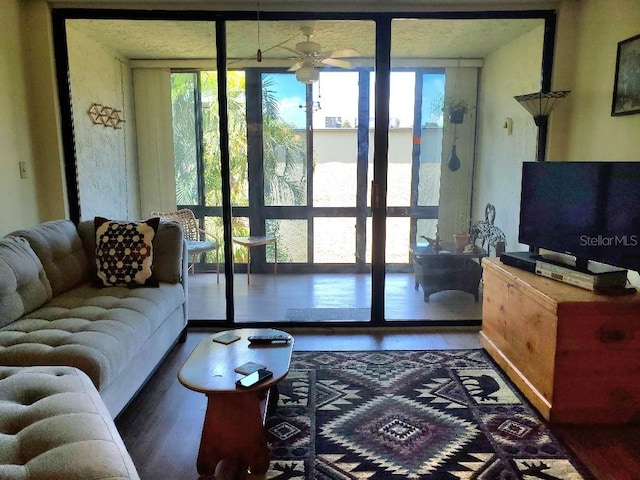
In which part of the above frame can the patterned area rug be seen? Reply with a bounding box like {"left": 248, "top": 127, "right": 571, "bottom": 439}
{"left": 264, "top": 350, "right": 592, "bottom": 479}
{"left": 285, "top": 308, "right": 371, "bottom": 321}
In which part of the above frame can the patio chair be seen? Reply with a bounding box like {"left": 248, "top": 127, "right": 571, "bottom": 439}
{"left": 151, "top": 209, "right": 220, "bottom": 282}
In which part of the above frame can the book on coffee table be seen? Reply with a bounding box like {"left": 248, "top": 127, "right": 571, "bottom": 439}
{"left": 234, "top": 361, "right": 266, "bottom": 375}
{"left": 212, "top": 332, "right": 241, "bottom": 345}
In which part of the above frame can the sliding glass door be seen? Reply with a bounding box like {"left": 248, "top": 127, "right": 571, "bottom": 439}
{"left": 223, "top": 20, "right": 376, "bottom": 323}
{"left": 384, "top": 19, "right": 482, "bottom": 323}
{"left": 56, "top": 11, "right": 551, "bottom": 326}
{"left": 381, "top": 67, "right": 447, "bottom": 321}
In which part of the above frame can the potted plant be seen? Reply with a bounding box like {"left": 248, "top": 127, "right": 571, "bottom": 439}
{"left": 452, "top": 214, "right": 471, "bottom": 252}
{"left": 446, "top": 100, "right": 469, "bottom": 124}
{"left": 453, "top": 231, "right": 470, "bottom": 252}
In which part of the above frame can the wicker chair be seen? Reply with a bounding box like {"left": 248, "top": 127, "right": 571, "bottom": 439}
{"left": 151, "top": 209, "right": 220, "bottom": 282}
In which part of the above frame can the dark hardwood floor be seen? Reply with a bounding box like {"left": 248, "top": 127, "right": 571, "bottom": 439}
{"left": 115, "top": 328, "right": 640, "bottom": 480}
{"left": 553, "top": 424, "right": 640, "bottom": 480}
{"left": 187, "top": 272, "right": 483, "bottom": 324}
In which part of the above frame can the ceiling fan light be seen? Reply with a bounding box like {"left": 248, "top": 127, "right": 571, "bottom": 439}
{"left": 296, "top": 65, "right": 319, "bottom": 84}
{"left": 296, "top": 40, "right": 321, "bottom": 54}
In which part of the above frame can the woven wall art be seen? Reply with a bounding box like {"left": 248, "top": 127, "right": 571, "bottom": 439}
{"left": 88, "top": 103, "right": 125, "bottom": 129}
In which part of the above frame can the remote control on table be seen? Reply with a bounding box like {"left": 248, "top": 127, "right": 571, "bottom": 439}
{"left": 248, "top": 334, "right": 291, "bottom": 344}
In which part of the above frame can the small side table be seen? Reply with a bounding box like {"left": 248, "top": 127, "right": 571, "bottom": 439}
{"left": 410, "top": 242, "right": 487, "bottom": 302}
{"left": 232, "top": 236, "right": 277, "bottom": 284}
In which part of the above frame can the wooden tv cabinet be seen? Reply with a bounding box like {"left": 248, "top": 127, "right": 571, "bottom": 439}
{"left": 480, "top": 257, "right": 640, "bottom": 424}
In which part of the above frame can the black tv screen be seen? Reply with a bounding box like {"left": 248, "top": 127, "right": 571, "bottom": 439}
{"left": 519, "top": 161, "right": 640, "bottom": 272}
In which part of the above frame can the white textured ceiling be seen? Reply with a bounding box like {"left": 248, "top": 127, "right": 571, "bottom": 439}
{"left": 67, "top": 18, "right": 543, "bottom": 63}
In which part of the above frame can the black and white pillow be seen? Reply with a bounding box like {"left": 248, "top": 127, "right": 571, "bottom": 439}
{"left": 94, "top": 217, "right": 160, "bottom": 288}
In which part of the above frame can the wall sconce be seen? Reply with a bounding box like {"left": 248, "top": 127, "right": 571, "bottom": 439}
{"left": 514, "top": 90, "right": 570, "bottom": 162}
{"left": 88, "top": 103, "right": 125, "bottom": 129}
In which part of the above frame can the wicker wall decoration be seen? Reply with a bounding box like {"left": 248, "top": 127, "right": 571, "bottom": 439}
{"left": 88, "top": 103, "right": 125, "bottom": 129}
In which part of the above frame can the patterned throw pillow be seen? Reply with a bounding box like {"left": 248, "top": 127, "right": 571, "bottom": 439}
{"left": 94, "top": 217, "right": 160, "bottom": 288}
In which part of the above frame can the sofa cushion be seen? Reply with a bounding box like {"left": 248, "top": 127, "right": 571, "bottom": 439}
{"left": 79, "top": 218, "right": 183, "bottom": 284}
{"left": 95, "top": 217, "right": 160, "bottom": 288}
{"left": 0, "top": 237, "right": 52, "bottom": 328}
{"left": 0, "top": 282, "right": 185, "bottom": 391}
{"left": 10, "top": 220, "right": 88, "bottom": 298}
{"left": 0, "top": 366, "right": 140, "bottom": 480}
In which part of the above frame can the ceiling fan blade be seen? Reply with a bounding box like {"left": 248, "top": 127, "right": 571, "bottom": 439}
{"left": 328, "top": 48, "right": 361, "bottom": 58}
{"left": 321, "top": 58, "right": 353, "bottom": 69}
{"left": 288, "top": 61, "right": 303, "bottom": 72}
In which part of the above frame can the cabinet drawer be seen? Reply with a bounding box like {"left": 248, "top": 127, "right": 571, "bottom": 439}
{"left": 482, "top": 267, "right": 557, "bottom": 404}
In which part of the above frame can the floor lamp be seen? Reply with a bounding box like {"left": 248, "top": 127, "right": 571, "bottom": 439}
{"left": 514, "top": 90, "right": 570, "bottom": 162}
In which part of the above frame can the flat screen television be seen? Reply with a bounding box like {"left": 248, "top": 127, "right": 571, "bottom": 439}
{"left": 519, "top": 161, "right": 640, "bottom": 273}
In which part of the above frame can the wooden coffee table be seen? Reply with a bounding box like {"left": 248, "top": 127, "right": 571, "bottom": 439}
{"left": 178, "top": 328, "right": 293, "bottom": 476}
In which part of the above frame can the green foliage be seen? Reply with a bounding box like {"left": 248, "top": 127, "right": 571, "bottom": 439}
{"left": 261, "top": 75, "right": 307, "bottom": 207}
{"left": 429, "top": 92, "right": 444, "bottom": 122}
{"left": 171, "top": 73, "right": 198, "bottom": 205}
{"left": 430, "top": 93, "right": 470, "bottom": 127}
{"left": 445, "top": 99, "right": 469, "bottom": 114}
{"left": 171, "top": 71, "right": 307, "bottom": 263}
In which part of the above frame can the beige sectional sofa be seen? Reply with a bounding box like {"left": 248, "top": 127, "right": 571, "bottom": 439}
{"left": 0, "top": 366, "right": 141, "bottom": 480}
{"left": 0, "top": 218, "right": 189, "bottom": 479}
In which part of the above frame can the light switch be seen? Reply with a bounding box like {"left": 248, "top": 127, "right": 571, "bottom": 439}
{"left": 503, "top": 118, "right": 513, "bottom": 135}
{"left": 19, "top": 161, "right": 27, "bottom": 179}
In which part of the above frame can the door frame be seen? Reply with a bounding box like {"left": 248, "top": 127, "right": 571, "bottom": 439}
{"left": 51, "top": 7, "right": 558, "bottom": 327}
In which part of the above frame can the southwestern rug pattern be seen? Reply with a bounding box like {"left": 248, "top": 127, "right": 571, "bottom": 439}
{"left": 263, "top": 350, "right": 591, "bottom": 479}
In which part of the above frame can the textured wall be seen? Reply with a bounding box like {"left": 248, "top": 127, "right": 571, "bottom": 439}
{"left": 67, "top": 25, "right": 139, "bottom": 221}
{"left": 473, "top": 25, "right": 544, "bottom": 253}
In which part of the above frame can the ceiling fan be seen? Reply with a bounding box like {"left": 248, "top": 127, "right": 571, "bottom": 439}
{"left": 284, "top": 26, "right": 361, "bottom": 84}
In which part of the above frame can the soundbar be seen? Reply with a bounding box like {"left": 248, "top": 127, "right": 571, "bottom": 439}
{"left": 500, "top": 251, "right": 538, "bottom": 273}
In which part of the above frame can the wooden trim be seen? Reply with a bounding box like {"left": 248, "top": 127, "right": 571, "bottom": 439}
{"left": 479, "top": 331, "right": 552, "bottom": 419}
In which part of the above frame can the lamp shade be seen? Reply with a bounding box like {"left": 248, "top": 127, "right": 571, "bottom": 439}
{"left": 514, "top": 90, "right": 570, "bottom": 125}
{"left": 295, "top": 65, "right": 319, "bottom": 84}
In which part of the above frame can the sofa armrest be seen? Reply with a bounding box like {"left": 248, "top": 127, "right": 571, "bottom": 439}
{"left": 152, "top": 220, "right": 185, "bottom": 283}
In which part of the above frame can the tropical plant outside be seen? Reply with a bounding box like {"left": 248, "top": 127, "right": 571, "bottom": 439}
{"left": 171, "top": 73, "right": 198, "bottom": 205}
{"left": 170, "top": 71, "right": 307, "bottom": 264}
{"left": 261, "top": 75, "right": 307, "bottom": 208}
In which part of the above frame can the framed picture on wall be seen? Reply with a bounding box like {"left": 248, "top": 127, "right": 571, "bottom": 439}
{"left": 612, "top": 33, "right": 640, "bottom": 116}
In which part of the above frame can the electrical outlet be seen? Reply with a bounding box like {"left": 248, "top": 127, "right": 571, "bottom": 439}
{"left": 19, "top": 161, "right": 27, "bottom": 179}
